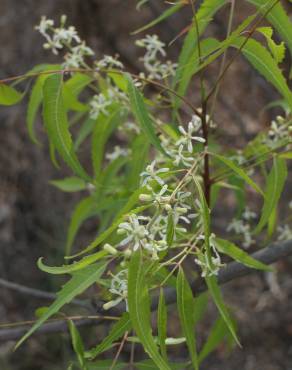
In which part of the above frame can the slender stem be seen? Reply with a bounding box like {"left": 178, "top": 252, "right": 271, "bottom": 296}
{"left": 205, "top": 0, "right": 280, "bottom": 103}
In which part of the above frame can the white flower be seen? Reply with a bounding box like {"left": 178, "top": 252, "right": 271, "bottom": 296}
{"left": 140, "top": 160, "right": 169, "bottom": 187}
{"left": 89, "top": 93, "right": 112, "bottom": 119}
{"left": 176, "top": 120, "right": 205, "bottom": 153}
{"left": 195, "top": 234, "right": 224, "bottom": 277}
{"left": 103, "top": 270, "right": 128, "bottom": 310}
{"left": 242, "top": 207, "right": 257, "bottom": 221}
{"left": 54, "top": 26, "right": 80, "bottom": 45}
{"left": 35, "top": 16, "right": 54, "bottom": 38}
{"left": 106, "top": 146, "right": 130, "bottom": 161}
{"left": 96, "top": 55, "right": 124, "bottom": 70}
{"left": 117, "top": 214, "right": 149, "bottom": 251}
{"left": 63, "top": 42, "right": 94, "bottom": 69}
{"left": 277, "top": 224, "right": 292, "bottom": 241}
{"left": 264, "top": 115, "right": 292, "bottom": 148}
{"left": 227, "top": 218, "right": 254, "bottom": 248}
{"left": 136, "top": 34, "right": 166, "bottom": 60}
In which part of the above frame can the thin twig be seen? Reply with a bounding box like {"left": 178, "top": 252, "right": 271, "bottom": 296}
{"left": 0, "top": 278, "right": 90, "bottom": 310}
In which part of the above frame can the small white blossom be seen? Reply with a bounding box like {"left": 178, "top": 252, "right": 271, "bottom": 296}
{"left": 89, "top": 93, "right": 112, "bottom": 119}
{"left": 106, "top": 146, "right": 130, "bottom": 161}
{"left": 227, "top": 218, "right": 254, "bottom": 249}
{"left": 35, "top": 16, "right": 54, "bottom": 38}
{"left": 103, "top": 270, "right": 128, "bottom": 310}
{"left": 277, "top": 224, "right": 292, "bottom": 241}
{"left": 195, "top": 234, "right": 224, "bottom": 277}
{"left": 264, "top": 115, "right": 292, "bottom": 148}
{"left": 136, "top": 34, "right": 166, "bottom": 60}
{"left": 176, "top": 119, "right": 205, "bottom": 153}
{"left": 118, "top": 214, "right": 150, "bottom": 251}
{"left": 140, "top": 160, "right": 169, "bottom": 188}
{"left": 242, "top": 207, "right": 257, "bottom": 221}
{"left": 96, "top": 55, "right": 124, "bottom": 70}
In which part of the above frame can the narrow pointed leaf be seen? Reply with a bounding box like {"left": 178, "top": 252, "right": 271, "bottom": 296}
{"left": 212, "top": 153, "right": 264, "bottom": 195}
{"left": 50, "top": 177, "right": 87, "bottom": 192}
{"left": 127, "top": 77, "right": 167, "bottom": 156}
{"left": 157, "top": 289, "right": 167, "bottom": 360}
{"left": 37, "top": 250, "right": 108, "bottom": 275}
{"left": 68, "top": 320, "right": 88, "bottom": 370}
{"left": 42, "top": 73, "right": 90, "bottom": 180}
{"left": 128, "top": 250, "right": 171, "bottom": 370}
{"left": 176, "top": 268, "right": 199, "bottom": 370}
{"left": 0, "top": 84, "right": 23, "bottom": 106}
{"left": 86, "top": 313, "right": 131, "bottom": 359}
{"left": 132, "top": 3, "right": 184, "bottom": 34}
{"left": 214, "top": 237, "right": 272, "bottom": 271}
{"left": 255, "top": 157, "right": 287, "bottom": 234}
{"left": 248, "top": 0, "right": 292, "bottom": 57}
{"left": 205, "top": 275, "right": 240, "bottom": 346}
{"left": 15, "top": 262, "right": 107, "bottom": 348}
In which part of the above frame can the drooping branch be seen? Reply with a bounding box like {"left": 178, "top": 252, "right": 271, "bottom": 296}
{"left": 0, "top": 239, "right": 291, "bottom": 343}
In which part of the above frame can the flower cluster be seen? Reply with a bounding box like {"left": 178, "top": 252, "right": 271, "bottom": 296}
{"left": 35, "top": 15, "right": 94, "bottom": 68}
{"left": 264, "top": 115, "right": 292, "bottom": 148}
{"left": 277, "top": 224, "right": 292, "bottom": 241}
{"left": 227, "top": 207, "right": 257, "bottom": 248}
{"left": 195, "top": 234, "right": 225, "bottom": 277}
{"left": 136, "top": 34, "right": 177, "bottom": 80}
{"left": 103, "top": 270, "right": 128, "bottom": 310}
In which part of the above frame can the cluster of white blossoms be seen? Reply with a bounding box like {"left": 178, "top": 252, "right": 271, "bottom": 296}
{"left": 158, "top": 114, "right": 206, "bottom": 168}
{"left": 35, "top": 15, "right": 94, "bottom": 68}
{"left": 136, "top": 34, "right": 177, "bottom": 80}
{"left": 227, "top": 207, "right": 257, "bottom": 248}
{"left": 264, "top": 115, "right": 292, "bottom": 148}
{"left": 103, "top": 270, "right": 128, "bottom": 310}
{"left": 195, "top": 234, "right": 225, "bottom": 277}
{"left": 105, "top": 146, "right": 130, "bottom": 162}
{"left": 277, "top": 224, "right": 292, "bottom": 241}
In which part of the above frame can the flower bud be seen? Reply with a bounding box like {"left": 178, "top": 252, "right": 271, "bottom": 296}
{"left": 103, "top": 243, "right": 117, "bottom": 255}
{"left": 139, "top": 194, "right": 152, "bottom": 202}
{"left": 164, "top": 204, "right": 172, "bottom": 212}
{"left": 124, "top": 249, "right": 132, "bottom": 258}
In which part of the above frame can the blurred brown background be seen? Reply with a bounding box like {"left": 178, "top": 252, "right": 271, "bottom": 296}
{"left": 0, "top": 1, "right": 292, "bottom": 369}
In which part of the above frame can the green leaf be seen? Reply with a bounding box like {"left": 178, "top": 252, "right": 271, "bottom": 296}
{"left": 127, "top": 77, "right": 167, "bottom": 156}
{"left": 173, "top": 38, "right": 220, "bottom": 113}
{"left": 42, "top": 73, "right": 90, "bottom": 180}
{"left": 198, "top": 317, "right": 229, "bottom": 363}
{"left": 91, "top": 110, "right": 122, "bottom": 179}
{"left": 37, "top": 250, "right": 108, "bottom": 275}
{"left": 255, "top": 157, "right": 287, "bottom": 234}
{"left": 50, "top": 177, "right": 87, "bottom": 192}
{"left": 127, "top": 134, "right": 150, "bottom": 190}
{"left": 86, "top": 313, "right": 131, "bottom": 359}
{"left": 74, "top": 118, "right": 96, "bottom": 150}
{"left": 257, "top": 26, "right": 285, "bottom": 64}
{"left": 173, "top": 0, "right": 227, "bottom": 89}
{"left": 166, "top": 213, "right": 175, "bottom": 248}
{"left": 211, "top": 153, "right": 264, "bottom": 196}
{"left": 248, "top": 0, "right": 292, "bottom": 58}
{"left": 214, "top": 237, "right": 272, "bottom": 271}
{"left": 205, "top": 275, "right": 240, "bottom": 346}
{"left": 15, "top": 262, "right": 107, "bottom": 348}
{"left": 66, "top": 197, "right": 97, "bottom": 256}
{"left": 68, "top": 320, "right": 88, "bottom": 370}
{"left": 176, "top": 268, "right": 198, "bottom": 370}
{"left": 26, "top": 76, "right": 47, "bottom": 144}
{"left": 128, "top": 250, "right": 171, "bottom": 370}
{"left": 26, "top": 65, "right": 62, "bottom": 144}
{"left": 231, "top": 37, "right": 292, "bottom": 111}
{"left": 157, "top": 289, "right": 167, "bottom": 360}
{"left": 63, "top": 73, "right": 92, "bottom": 112}
{"left": 0, "top": 84, "right": 23, "bottom": 106}
{"left": 132, "top": 3, "right": 184, "bottom": 34}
